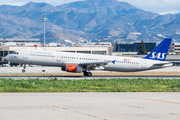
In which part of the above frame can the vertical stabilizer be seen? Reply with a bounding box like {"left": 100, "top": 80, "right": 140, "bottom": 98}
{"left": 34, "top": 45, "right": 41, "bottom": 50}
{"left": 143, "top": 38, "right": 172, "bottom": 61}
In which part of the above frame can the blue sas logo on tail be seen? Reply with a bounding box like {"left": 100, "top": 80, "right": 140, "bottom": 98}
{"left": 150, "top": 52, "right": 166, "bottom": 60}
{"left": 144, "top": 38, "right": 172, "bottom": 61}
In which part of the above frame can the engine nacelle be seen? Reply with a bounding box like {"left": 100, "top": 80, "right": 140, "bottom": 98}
{"left": 61, "top": 64, "right": 83, "bottom": 73}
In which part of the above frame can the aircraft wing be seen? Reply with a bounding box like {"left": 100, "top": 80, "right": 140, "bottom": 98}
{"left": 78, "top": 61, "right": 109, "bottom": 71}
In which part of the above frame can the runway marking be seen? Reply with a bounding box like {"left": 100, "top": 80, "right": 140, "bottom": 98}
{"left": 169, "top": 113, "right": 180, "bottom": 116}
{"left": 54, "top": 105, "right": 107, "bottom": 120}
{"left": 136, "top": 98, "right": 180, "bottom": 104}
{"left": 124, "top": 104, "right": 145, "bottom": 109}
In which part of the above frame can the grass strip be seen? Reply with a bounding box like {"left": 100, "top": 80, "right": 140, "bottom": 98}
{"left": 0, "top": 78, "right": 180, "bottom": 92}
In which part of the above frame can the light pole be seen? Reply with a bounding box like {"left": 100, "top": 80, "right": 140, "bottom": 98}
{"left": 40, "top": 17, "right": 48, "bottom": 50}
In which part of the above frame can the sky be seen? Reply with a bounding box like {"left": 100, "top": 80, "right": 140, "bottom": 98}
{"left": 0, "top": 0, "right": 180, "bottom": 15}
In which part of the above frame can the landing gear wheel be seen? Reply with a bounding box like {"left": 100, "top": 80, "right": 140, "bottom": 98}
{"left": 83, "top": 72, "right": 87, "bottom": 76}
{"left": 22, "top": 64, "right": 26, "bottom": 73}
{"left": 87, "top": 72, "right": 92, "bottom": 76}
{"left": 83, "top": 72, "right": 92, "bottom": 76}
{"left": 22, "top": 69, "right": 25, "bottom": 73}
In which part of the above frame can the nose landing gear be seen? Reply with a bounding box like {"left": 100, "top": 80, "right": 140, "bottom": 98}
{"left": 22, "top": 64, "right": 26, "bottom": 73}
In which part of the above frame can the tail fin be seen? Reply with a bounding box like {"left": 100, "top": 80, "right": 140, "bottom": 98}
{"left": 34, "top": 45, "right": 41, "bottom": 50}
{"left": 143, "top": 38, "right": 172, "bottom": 61}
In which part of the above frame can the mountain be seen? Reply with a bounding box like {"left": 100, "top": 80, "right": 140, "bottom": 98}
{"left": 0, "top": 14, "right": 42, "bottom": 38}
{"left": 56, "top": 0, "right": 136, "bottom": 15}
{"left": 32, "top": 31, "right": 83, "bottom": 43}
{"left": 0, "top": 0, "right": 180, "bottom": 43}
{"left": 56, "top": 0, "right": 158, "bottom": 20}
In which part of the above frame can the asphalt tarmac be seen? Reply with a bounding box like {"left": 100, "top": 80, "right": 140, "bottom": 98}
{"left": 0, "top": 67, "right": 180, "bottom": 120}
{"left": 0, "top": 93, "right": 180, "bottom": 120}
{"left": 1, "top": 75, "right": 180, "bottom": 79}
{"left": 1, "top": 66, "right": 180, "bottom": 79}
{"left": 1, "top": 66, "right": 180, "bottom": 73}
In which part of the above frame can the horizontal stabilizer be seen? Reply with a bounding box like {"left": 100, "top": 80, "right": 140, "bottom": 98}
{"left": 153, "top": 62, "right": 173, "bottom": 67}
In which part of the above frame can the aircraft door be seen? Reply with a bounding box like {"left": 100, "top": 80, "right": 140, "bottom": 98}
{"left": 23, "top": 50, "right": 28, "bottom": 59}
{"left": 98, "top": 57, "right": 102, "bottom": 62}
{"left": 57, "top": 52, "right": 61, "bottom": 62}
{"left": 142, "top": 60, "right": 146, "bottom": 68}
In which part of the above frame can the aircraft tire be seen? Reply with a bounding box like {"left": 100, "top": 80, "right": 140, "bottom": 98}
{"left": 84, "top": 72, "right": 92, "bottom": 76}
{"left": 83, "top": 72, "right": 88, "bottom": 76}
{"left": 22, "top": 69, "right": 25, "bottom": 73}
{"left": 88, "top": 72, "right": 92, "bottom": 76}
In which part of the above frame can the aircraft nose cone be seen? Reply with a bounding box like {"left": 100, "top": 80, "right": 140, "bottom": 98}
{"left": 5, "top": 55, "right": 9, "bottom": 61}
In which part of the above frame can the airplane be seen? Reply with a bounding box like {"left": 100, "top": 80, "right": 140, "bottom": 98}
{"left": 5, "top": 38, "right": 173, "bottom": 76}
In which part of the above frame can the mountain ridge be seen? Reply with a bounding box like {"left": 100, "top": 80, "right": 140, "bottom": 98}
{"left": 0, "top": 0, "right": 180, "bottom": 43}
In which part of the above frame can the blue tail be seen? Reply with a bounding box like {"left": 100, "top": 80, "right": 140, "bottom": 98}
{"left": 143, "top": 38, "right": 172, "bottom": 61}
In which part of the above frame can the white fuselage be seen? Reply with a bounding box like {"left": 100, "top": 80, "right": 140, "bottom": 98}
{"left": 6, "top": 49, "right": 172, "bottom": 72}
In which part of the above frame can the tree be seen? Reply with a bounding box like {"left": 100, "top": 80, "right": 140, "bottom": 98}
{"left": 137, "top": 41, "right": 147, "bottom": 55}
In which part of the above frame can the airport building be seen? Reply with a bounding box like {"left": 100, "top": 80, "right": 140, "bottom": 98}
{"left": 174, "top": 42, "right": 180, "bottom": 53}
{"left": 0, "top": 38, "right": 41, "bottom": 47}
{"left": 73, "top": 41, "right": 112, "bottom": 47}
{"left": 116, "top": 42, "right": 156, "bottom": 52}
{"left": 115, "top": 42, "right": 176, "bottom": 54}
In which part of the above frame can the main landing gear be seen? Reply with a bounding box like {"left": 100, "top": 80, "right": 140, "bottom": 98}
{"left": 83, "top": 71, "right": 92, "bottom": 76}
{"left": 22, "top": 64, "right": 26, "bottom": 73}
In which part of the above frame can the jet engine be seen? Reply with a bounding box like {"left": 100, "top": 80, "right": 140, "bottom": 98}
{"left": 61, "top": 64, "right": 83, "bottom": 73}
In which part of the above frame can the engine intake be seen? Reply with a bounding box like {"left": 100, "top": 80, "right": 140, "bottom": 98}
{"left": 61, "top": 64, "right": 83, "bottom": 73}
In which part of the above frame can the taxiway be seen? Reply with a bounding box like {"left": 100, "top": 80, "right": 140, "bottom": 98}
{"left": 0, "top": 93, "right": 180, "bottom": 120}
{"left": 0, "top": 66, "right": 180, "bottom": 79}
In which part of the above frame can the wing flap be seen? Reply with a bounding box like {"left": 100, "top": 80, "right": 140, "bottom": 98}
{"left": 79, "top": 61, "right": 108, "bottom": 70}
{"left": 79, "top": 61, "right": 108, "bottom": 66}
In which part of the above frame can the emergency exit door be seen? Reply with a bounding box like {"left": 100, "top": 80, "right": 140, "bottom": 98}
{"left": 57, "top": 52, "right": 61, "bottom": 61}
{"left": 142, "top": 60, "right": 146, "bottom": 68}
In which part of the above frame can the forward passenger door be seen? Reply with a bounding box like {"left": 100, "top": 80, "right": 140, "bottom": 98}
{"left": 23, "top": 50, "right": 28, "bottom": 59}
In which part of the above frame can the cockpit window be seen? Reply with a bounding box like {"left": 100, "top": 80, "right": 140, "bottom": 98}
{"left": 11, "top": 51, "right": 18, "bottom": 55}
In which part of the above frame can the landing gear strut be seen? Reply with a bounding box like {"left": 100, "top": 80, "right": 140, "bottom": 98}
{"left": 83, "top": 71, "right": 92, "bottom": 76}
{"left": 22, "top": 64, "right": 26, "bottom": 73}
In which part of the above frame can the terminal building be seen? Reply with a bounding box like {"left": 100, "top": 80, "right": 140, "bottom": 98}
{"left": 116, "top": 42, "right": 156, "bottom": 52}
{"left": 0, "top": 38, "right": 41, "bottom": 47}
{"left": 174, "top": 42, "right": 180, "bottom": 53}
{"left": 73, "top": 40, "right": 112, "bottom": 47}
{"left": 115, "top": 42, "right": 176, "bottom": 55}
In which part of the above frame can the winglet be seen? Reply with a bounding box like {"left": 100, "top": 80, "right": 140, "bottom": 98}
{"left": 34, "top": 45, "right": 41, "bottom": 50}
{"left": 143, "top": 38, "right": 172, "bottom": 61}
